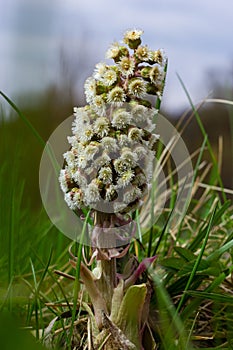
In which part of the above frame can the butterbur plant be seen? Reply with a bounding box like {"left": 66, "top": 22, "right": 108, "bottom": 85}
{"left": 45, "top": 29, "right": 167, "bottom": 349}
{"left": 1, "top": 21, "right": 233, "bottom": 350}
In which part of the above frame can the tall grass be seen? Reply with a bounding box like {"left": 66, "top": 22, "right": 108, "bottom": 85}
{"left": 0, "top": 99, "right": 71, "bottom": 350}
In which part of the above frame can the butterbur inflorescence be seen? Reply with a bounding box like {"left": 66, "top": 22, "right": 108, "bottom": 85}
{"left": 59, "top": 29, "right": 167, "bottom": 217}
{"left": 44, "top": 29, "right": 168, "bottom": 350}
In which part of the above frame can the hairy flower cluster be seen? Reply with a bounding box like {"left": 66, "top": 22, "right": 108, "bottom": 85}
{"left": 59, "top": 104, "right": 158, "bottom": 214}
{"left": 86, "top": 29, "right": 167, "bottom": 112}
{"left": 59, "top": 29, "right": 165, "bottom": 215}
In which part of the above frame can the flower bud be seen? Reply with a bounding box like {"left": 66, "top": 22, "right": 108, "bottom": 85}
{"left": 135, "top": 45, "right": 151, "bottom": 62}
{"left": 123, "top": 29, "right": 143, "bottom": 50}
{"left": 140, "top": 66, "right": 151, "bottom": 80}
{"left": 146, "top": 83, "right": 158, "bottom": 95}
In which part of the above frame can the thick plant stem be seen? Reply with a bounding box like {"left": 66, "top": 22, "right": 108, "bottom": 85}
{"left": 99, "top": 257, "right": 117, "bottom": 312}
{"left": 94, "top": 211, "right": 118, "bottom": 312}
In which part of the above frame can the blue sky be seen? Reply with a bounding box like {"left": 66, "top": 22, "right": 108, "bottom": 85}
{"left": 1, "top": 0, "right": 233, "bottom": 112}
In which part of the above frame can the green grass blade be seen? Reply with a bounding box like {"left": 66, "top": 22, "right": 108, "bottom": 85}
{"left": 8, "top": 188, "right": 15, "bottom": 312}
{"left": 36, "top": 249, "right": 53, "bottom": 294}
{"left": 206, "top": 239, "right": 233, "bottom": 262}
{"left": 32, "top": 248, "right": 72, "bottom": 314}
{"left": 181, "top": 272, "right": 227, "bottom": 321}
{"left": 152, "top": 176, "right": 189, "bottom": 256}
{"left": 30, "top": 259, "right": 40, "bottom": 339}
{"left": 152, "top": 272, "right": 193, "bottom": 349}
{"left": 186, "top": 291, "right": 233, "bottom": 304}
{"left": 0, "top": 91, "right": 45, "bottom": 147}
{"left": 176, "top": 202, "right": 218, "bottom": 314}
{"left": 68, "top": 210, "right": 91, "bottom": 350}
{"left": 147, "top": 181, "right": 156, "bottom": 257}
{"left": 176, "top": 74, "right": 226, "bottom": 201}
{"left": 0, "top": 278, "right": 14, "bottom": 313}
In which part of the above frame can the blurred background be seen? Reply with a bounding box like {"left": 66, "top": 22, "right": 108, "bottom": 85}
{"left": 0, "top": 2, "right": 232, "bottom": 347}
{"left": 0, "top": 0, "right": 233, "bottom": 207}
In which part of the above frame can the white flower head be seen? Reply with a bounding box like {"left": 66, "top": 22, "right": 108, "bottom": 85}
{"left": 64, "top": 191, "right": 76, "bottom": 210}
{"left": 72, "top": 107, "right": 91, "bottom": 134}
{"left": 73, "top": 170, "right": 88, "bottom": 188}
{"left": 107, "top": 86, "right": 126, "bottom": 106}
{"left": 98, "top": 166, "right": 112, "bottom": 184}
{"left": 82, "top": 127, "right": 94, "bottom": 143}
{"left": 67, "top": 135, "right": 78, "bottom": 148}
{"left": 128, "top": 78, "right": 147, "bottom": 98}
{"left": 151, "top": 49, "right": 167, "bottom": 66}
{"left": 123, "top": 186, "right": 142, "bottom": 205}
{"left": 135, "top": 45, "right": 151, "bottom": 62}
{"left": 65, "top": 188, "right": 83, "bottom": 210}
{"left": 92, "top": 95, "right": 106, "bottom": 117}
{"left": 133, "top": 145, "right": 148, "bottom": 160}
{"left": 130, "top": 105, "right": 158, "bottom": 131}
{"left": 94, "top": 117, "right": 110, "bottom": 138}
{"left": 114, "top": 158, "right": 130, "bottom": 174}
{"left": 118, "top": 56, "right": 135, "bottom": 77}
{"left": 93, "top": 62, "right": 107, "bottom": 80}
{"left": 131, "top": 104, "right": 149, "bottom": 128}
{"left": 63, "top": 150, "right": 76, "bottom": 168}
{"left": 94, "top": 153, "right": 111, "bottom": 169}
{"left": 84, "top": 77, "right": 97, "bottom": 103}
{"left": 102, "top": 68, "right": 118, "bottom": 86}
{"left": 111, "top": 108, "right": 131, "bottom": 129}
{"left": 72, "top": 189, "right": 83, "bottom": 207}
{"left": 105, "top": 185, "right": 117, "bottom": 201}
{"left": 148, "top": 133, "right": 160, "bottom": 151}
{"left": 128, "top": 127, "right": 143, "bottom": 143}
{"left": 84, "top": 181, "right": 101, "bottom": 205}
{"left": 123, "top": 29, "right": 143, "bottom": 48}
{"left": 117, "top": 134, "right": 131, "bottom": 147}
{"left": 59, "top": 168, "right": 72, "bottom": 193}
{"left": 149, "top": 65, "right": 165, "bottom": 85}
{"left": 117, "top": 169, "right": 134, "bottom": 188}
{"left": 84, "top": 144, "right": 100, "bottom": 160}
{"left": 76, "top": 153, "right": 88, "bottom": 169}
{"left": 106, "top": 42, "right": 121, "bottom": 60}
{"left": 101, "top": 136, "right": 119, "bottom": 152}
{"left": 131, "top": 103, "right": 148, "bottom": 122}
{"left": 120, "top": 147, "right": 137, "bottom": 167}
